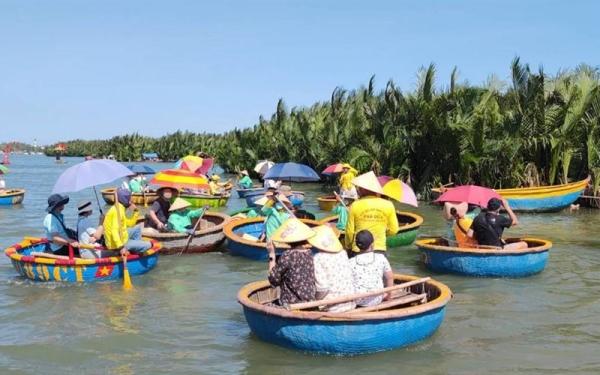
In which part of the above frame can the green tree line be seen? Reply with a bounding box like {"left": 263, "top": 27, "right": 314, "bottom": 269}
{"left": 45, "top": 58, "right": 600, "bottom": 196}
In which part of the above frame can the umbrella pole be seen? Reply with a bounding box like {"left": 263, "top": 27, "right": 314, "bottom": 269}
{"left": 93, "top": 186, "right": 103, "bottom": 215}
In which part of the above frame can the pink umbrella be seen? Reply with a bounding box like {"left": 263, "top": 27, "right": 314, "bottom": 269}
{"left": 435, "top": 185, "right": 501, "bottom": 207}
{"left": 378, "top": 176, "right": 418, "bottom": 207}
{"left": 322, "top": 163, "right": 344, "bottom": 175}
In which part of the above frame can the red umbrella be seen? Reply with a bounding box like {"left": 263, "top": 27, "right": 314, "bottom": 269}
{"left": 435, "top": 185, "right": 501, "bottom": 207}
{"left": 322, "top": 163, "right": 344, "bottom": 175}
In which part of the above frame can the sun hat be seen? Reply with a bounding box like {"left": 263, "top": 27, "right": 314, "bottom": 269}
{"left": 240, "top": 170, "right": 249, "bottom": 176}
{"left": 211, "top": 175, "right": 221, "bottom": 181}
{"left": 308, "top": 225, "right": 343, "bottom": 253}
{"left": 271, "top": 218, "right": 315, "bottom": 243}
{"left": 157, "top": 186, "right": 179, "bottom": 196}
{"left": 116, "top": 188, "right": 132, "bottom": 206}
{"left": 351, "top": 171, "right": 384, "bottom": 195}
{"left": 46, "top": 194, "right": 69, "bottom": 212}
{"left": 77, "top": 200, "right": 93, "bottom": 215}
{"left": 169, "top": 197, "right": 192, "bottom": 212}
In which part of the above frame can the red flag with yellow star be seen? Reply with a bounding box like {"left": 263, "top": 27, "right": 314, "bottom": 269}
{"left": 95, "top": 264, "right": 115, "bottom": 278}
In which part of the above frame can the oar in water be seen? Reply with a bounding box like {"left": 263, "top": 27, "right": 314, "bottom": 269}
{"left": 179, "top": 205, "right": 210, "bottom": 256}
{"left": 333, "top": 191, "right": 348, "bottom": 209}
{"left": 114, "top": 190, "right": 133, "bottom": 291}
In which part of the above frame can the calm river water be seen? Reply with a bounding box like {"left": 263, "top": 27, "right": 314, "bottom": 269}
{"left": 1, "top": 155, "right": 599, "bottom": 375}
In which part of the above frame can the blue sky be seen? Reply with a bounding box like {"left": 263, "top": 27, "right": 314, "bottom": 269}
{"left": 1, "top": 0, "right": 599, "bottom": 144}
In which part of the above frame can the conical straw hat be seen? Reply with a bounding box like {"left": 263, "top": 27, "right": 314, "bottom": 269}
{"left": 308, "top": 225, "right": 343, "bottom": 253}
{"left": 352, "top": 171, "right": 384, "bottom": 195}
{"left": 169, "top": 197, "right": 192, "bottom": 211}
{"left": 271, "top": 218, "right": 315, "bottom": 243}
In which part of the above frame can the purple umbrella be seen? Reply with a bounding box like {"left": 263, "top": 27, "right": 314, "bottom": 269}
{"left": 52, "top": 159, "right": 134, "bottom": 213}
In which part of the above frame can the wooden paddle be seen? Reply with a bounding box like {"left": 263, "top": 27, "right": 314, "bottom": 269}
{"left": 114, "top": 190, "right": 133, "bottom": 290}
{"left": 178, "top": 205, "right": 210, "bottom": 256}
{"left": 333, "top": 191, "right": 348, "bottom": 209}
{"left": 287, "top": 277, "right": 430, "bottom": 311}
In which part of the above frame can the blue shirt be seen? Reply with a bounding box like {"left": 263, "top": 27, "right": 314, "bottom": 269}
{"left": 77, "top": 216, "right": 95, "bottom": 243}
{"left": 44, "top": 213, "right": 69, "bottom": 251}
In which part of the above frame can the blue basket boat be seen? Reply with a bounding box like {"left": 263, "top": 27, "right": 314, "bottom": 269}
{"left": 238, "top": 274, "right": 452, "bottom": 356}
{"left": 0, "top": 189, "right": 25, "bottom": 205}
{"left": 224, "top": 217, "right": 321, "bottom": 261}
{"left": 4, "top": 237, "right": 160, "bottom": 282}
{"left": 416, "top": 237, "right": 552, "bottom": 277}
{"left": 244, "top": 191, "right": 267, "bottom": 207}
{"left": 236, "top": 187, "right": 266, "bottom": 198}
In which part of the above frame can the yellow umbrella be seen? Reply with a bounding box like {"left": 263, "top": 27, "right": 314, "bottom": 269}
{"left": 150, "top": 169, "right": 209, "bottom": 190}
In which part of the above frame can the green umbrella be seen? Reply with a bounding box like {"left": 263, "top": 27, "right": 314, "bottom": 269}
{"left": 0, "top": 165, "right": 8, "bottom": 174}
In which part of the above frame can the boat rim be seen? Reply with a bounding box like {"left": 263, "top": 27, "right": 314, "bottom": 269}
{"left": 416, "top": 236, "right": 552, "bottom": 255}
{"left": 431, "top": 178, "right": 589, "bottom": 196}
{"left": 0, "top": 188, "right": 26, "bottom": 197}
{"left": 4, "top": 237, "right": 161, "bottom": 266}
{"left": 223, "top": 216, "right": 322, "bottom": 249}
{"left": 238, "top": 273, "right": 452, "bottom": 321}
{"left": 143, "top": 212, "right": 230, "bottom": 240}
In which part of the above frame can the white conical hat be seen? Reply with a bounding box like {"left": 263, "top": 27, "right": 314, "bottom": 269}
{"left": 169, "top": 197, "right": 192, "bottom": 211}
{"left": 351, "top": 171, "right": 384, "bottom": 195}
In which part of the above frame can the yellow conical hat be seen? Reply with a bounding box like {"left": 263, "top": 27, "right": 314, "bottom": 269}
{"left": 271, "top": 218, "right": 315, "bottom": 243}
{"left": 169, "top": 197, "right": 192, "bottom": 211}
{"left": 308, "top": 225, "right": 343, "bottom": 253}
{"left": 351, "top": 171, "right": 384, "bottom": 195}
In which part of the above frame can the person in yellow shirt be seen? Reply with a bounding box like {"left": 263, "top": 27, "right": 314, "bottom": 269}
{"left": 339, "top": 164, "right": 358, "bottom": 198}
{"left": 208, "top": 174, "right": 232, "bottom": 195}
{"left": 103, "top": 188, "right": 151, "bottom": 256}
{"left": 345, "top": 171, "right": 399, "bottom": 254}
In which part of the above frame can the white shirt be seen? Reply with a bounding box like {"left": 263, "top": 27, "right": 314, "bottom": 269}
{"left": 0, "top": 178, "right": 5, "bottom": 189}
{"left": 349, "top": 252, "right": 392, "bottom": 306}
{"left": 313, "top": 251, "right": 355, "bottom": 312}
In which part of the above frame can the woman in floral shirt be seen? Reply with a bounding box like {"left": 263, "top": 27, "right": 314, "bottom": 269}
{"left": 267, "top": 218, "right": 316, "bottom": 306}
{"left": 309, "top": 225, "right": 355, "bottom": 312}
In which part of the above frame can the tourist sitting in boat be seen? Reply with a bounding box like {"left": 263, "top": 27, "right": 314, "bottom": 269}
{"left": 128, "top": 174, "right": 147, "bottom": 194}
{"left": 145, "top": 187, "right": 177, "bottom": 232}
{"left": 103, "top": 188, "right": 151, "bottom": 256}
{"left": 43, "top": 194, "right": 79, "bottom": 256}
{"left": 238, "top": 170, "right": 254, "bottom": 189}
{"left": 167, "top": 198, "right": 207, "bottom": 233}
{"left": 77, "top": 200, "right": 111, "bottom": 258}
{"left": 345, "top": 172, "right": 399, "bottom": 255}
{"left": 467, "top": 198, "right": 528, "bottom": 250}
{"left": 310, "top": 225, "right": 355, "bottom": 312}
{"left": 339, "top": 163, "right": 358, "bottom": 199}
{"left": 263, "top": 178, "right": 282, "bottom": 190}
{"left": 260, "top": 193, "right": 292, "bottom": 240}
{"left": 349, "top": 230, "right": 394, "bottom": 306}
{"left": 266, "top": 218, "right": 316, "bottom": 306}
{"left": 442, "top": 202, "right": 480, "bottom": 242}
{"left": 209, "top": 175, "right": 231, "bottom": 195}
{"left": 449, "top": 207, "right": 478, "bottom": 248}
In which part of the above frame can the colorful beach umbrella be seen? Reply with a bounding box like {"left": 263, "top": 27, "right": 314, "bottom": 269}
{"left": 377, "top": 176, "right": 418, "bottom": 207}
{"left": 150, "top": 169, "right": 209, "bottom": 190}
{"left": 174, "top": 155, "right": 203, "bottom": 169}
{"left": 126, "top": 165, "right": 156, "bottom": 175}
{"left": 263, "top": 162, "right": 320, "bottom": 182}
{"left": 52, "top": 159, "right": 133, "bottom": 194}
{"left": 254, "top": 160, "right": 274, "bottom": 175}
{"left": 0, "top": 165, "right": 8, "bottom": 174}
{"left": 435, "top": 185, "right": 502, "bottom": 207}
{"left": 175, "top": 155, "right": 214, "bottom": 175}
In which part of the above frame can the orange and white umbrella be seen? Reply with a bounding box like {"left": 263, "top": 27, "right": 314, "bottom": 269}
{"left": 150, "top": 169, "right": 209, "bottom": 190}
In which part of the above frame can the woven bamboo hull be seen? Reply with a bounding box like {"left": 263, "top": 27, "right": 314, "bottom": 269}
{"left": 0, "top": 189, "right": 25, "bottom": 205}
{"left": 416, "top": 237, "right": 551, "bottom": 277}
{"left": 4, "top": 238, "right": 160, "bottom": 282}
{"left": 101, "top": 187, "right": 158, "bottom": 205}
{"left": 143, "top": 212, "right": 230, "bottom": 255}
{"left": 317, "top": 195, "right": 337, "bottom": 211}
{"left": 238, "top": 274, "right": 452, "bottom": 355}
{"left": 180, "top": 194, "right": 230, "bottom": 208}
